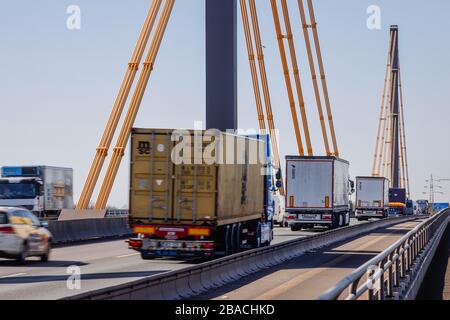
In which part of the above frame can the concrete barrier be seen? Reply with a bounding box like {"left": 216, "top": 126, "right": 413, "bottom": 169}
{"left": 49, "top": 217, "right": 131, "bottom": 244}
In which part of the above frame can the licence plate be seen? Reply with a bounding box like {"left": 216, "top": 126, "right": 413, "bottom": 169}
{"left": 160, "top": 242, "right": 183, "bottom": 249}
{"left": 302, "top": 214, "right": 320, "bottom": 220}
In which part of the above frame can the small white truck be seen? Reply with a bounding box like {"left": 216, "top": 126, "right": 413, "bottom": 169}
{"left": 355, "top": 176, "right": 390, "bottom": 221}
{"left": 285, "top": 156, "right": 354, "bottom": 231}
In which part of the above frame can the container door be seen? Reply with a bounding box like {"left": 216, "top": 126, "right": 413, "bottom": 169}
{"left": 130, "top": 131, "right": 174, "bottom": 223}
{"left": 286, "top": 160, "right": 333, "bottom": 209}
{"left": 357, "top": 178, "right": 383, "bottom": 208}
{"left": 173, "top": 137, "right": 217, "bottom": 224}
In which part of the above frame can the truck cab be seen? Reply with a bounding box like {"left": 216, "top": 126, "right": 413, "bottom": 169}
{"left": 0, "top": 166, "right": 73, "bottom": 218}
{"left": 0, "top": 178, "right": 44, "bottom": 214}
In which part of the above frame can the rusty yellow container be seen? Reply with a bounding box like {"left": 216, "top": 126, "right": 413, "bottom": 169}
{"left": 129, "top": 128, "right": 265, "bottom": 226}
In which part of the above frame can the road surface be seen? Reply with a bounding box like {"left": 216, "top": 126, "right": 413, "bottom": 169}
{"left": 0, "top": 222, "right": 362, "bottom": 300}
{"left": 195, "top": 219, "right": 424, "bottom": 300}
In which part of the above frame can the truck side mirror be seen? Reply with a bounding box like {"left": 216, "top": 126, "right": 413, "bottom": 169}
{"left": 275, "top": 169, "right": 282, "bottom": 181}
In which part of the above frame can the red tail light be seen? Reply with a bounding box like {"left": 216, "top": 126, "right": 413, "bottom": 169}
{"left": 0, "top": 226, "right": 14, "bottom": 234}
{"left": 201, "top": 242, "right": 214, "bottom": 249}
{"left": 128, "top": 239, "right": 143, "bottom": 248}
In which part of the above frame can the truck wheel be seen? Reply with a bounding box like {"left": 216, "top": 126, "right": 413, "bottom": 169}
{"left": 290, "top": 225, "right": 301, "bottom": 232}
{"left": 224, "top": 225, "right": 233, "bottom": 255}
{"left": 235, "top": 224, "right": 242, "bottom": 253}
{"left": 231, "top": 224, "right": 240, "bottom": 254}
{"left": 329, "top": 215, "right": 340, "bottom": 230}
{"left": 141, "top": 251, "right": 156, "bottom": 260}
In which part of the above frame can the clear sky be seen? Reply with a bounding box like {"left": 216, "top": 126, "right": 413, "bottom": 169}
{"left": 1, "top": 0, "right": 449, "bottom": 207}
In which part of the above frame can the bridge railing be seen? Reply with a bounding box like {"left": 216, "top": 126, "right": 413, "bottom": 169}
{"left": 318, "top": 210, "right": 450, "bottom": 300}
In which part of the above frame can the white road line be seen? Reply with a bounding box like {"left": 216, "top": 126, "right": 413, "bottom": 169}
{"left": 116, "top": 253, "right": 140, "bottom": 259}
{"left": 0, "top": 273, "right": 27, "bottom": 279}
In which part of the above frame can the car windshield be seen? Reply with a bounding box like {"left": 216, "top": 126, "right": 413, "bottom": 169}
{"left": 8, "top": 210, "right": 40, "bottom": 226}
{"left": 0, "top": 183, "right": 37, "bottom": 199}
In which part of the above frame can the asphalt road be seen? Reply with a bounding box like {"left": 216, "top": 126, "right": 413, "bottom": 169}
{"left": 0, "top": 219, "right": 365, "bottom": 300}
{"left": 195, "top": 219, "right": 424, "bottom": 300}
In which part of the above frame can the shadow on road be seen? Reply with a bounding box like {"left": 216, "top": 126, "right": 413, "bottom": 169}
{"left": 0, "top": 270, "right": 168, "bottom": 285}
{"left": 0, "top": 260, "right": 89, "bottom": 268}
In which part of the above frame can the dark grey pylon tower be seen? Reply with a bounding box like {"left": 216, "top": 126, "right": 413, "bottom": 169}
{"left": 206, "top": 0, "right": 238, "bottom": 131}
{"left": 389, "top": 25, "right": 400, "bottom": 188}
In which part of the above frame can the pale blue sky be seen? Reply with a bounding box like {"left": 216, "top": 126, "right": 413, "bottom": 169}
{"left": 1, "top": 0, "right": 449, "bottom": 207}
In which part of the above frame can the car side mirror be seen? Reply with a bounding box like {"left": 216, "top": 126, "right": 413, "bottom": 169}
{"left": 276, "top": 181, "right": 283, "bottom": 189}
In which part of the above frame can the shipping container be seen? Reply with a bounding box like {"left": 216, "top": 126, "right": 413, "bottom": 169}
{"left": 0, "top": 166, "right": 74, "bottom": 217}
{"left": 285, "top": 156, "right": 351, "bottom": 230}
{"left": 128, "top": 128, "right": 275, "bottom": 259}
{"left": 355, "top": 176, "right": 389, "bottom": 220}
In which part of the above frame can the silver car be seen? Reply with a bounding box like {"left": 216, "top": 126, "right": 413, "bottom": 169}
{"left": 0, "top": 207, "right": 52, "bottom": 263}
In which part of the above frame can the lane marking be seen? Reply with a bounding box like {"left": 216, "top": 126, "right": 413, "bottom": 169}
{"left": 116, "top": 253, "right": 140, "bottom": 258}
{"left": 0, "top": 273, "right": 27, "bottom": 279}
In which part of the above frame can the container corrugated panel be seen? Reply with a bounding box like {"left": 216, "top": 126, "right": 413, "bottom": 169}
{"left": 130, "top": 129, "right": 265, "bottom": 226}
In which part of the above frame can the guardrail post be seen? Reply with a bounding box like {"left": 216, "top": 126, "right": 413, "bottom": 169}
{"left": 379, "top": 261, "right": 385, "bottom": 300}
{"left": 394, "top": 248, "right": 400, "bottom": 288}
{"left": 387, "top": 253, "right": 394, "bottom": 298}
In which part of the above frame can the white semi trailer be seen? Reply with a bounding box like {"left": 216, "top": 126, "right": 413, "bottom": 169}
{"left": 355, "top": 177, "right": 390, "bottom": 221}
{"left": 285, "top": 156, "right": 354, "bottom": 231}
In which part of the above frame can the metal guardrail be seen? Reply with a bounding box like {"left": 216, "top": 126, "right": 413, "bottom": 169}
{"left": 65, "top": 215, "right": 422, "bottom": 300}
{"left": 105, "top": 209, "right": 129, "bottom": 217}
{"left": 318, "top": 210, "right": 450, "bottom": 300}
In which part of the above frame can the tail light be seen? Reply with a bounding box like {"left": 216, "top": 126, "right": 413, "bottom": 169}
{"left": 288, "top": 215, "right": 296, "bottom": 220}
{"left": 128, "top": 239, "right": 143, "bottom": 248}
{"left": 0, "top": 226, "right": 14, "bottom": 234}
{"left": 201, "top": 242, "right": 214, "bottom": 249}
{"left": 323, "top": 214, "right": 332, "bottom": 221}
{"left": 325, "top": 196, "right": 330, "bottom": 208}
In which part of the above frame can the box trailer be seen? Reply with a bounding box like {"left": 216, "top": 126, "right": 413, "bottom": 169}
{"left": 128, "top": 129, "right": 276, "bottom": 259}
{"left": 0, "top": 166, "right": 74, "bottom": 217}
{"left": 285, "top": 156, "right": 352, "bottom": 230}
{"left": 355, "top": 176, "right": 389, "bottom": 220}
{"left": 389, "top": 188, "right": 407, "bottom": 215}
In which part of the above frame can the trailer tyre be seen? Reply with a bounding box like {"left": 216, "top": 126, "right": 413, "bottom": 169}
{"left": 231, "top": 224, "right": 240, "bottom": 254}
{"left": 141, "top": 251, "right": 156, "bottom": 260}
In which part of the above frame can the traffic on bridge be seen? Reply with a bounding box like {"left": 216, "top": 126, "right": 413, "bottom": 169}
{"left": 1, "top": 0, "right": 449, "bottom": 311}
